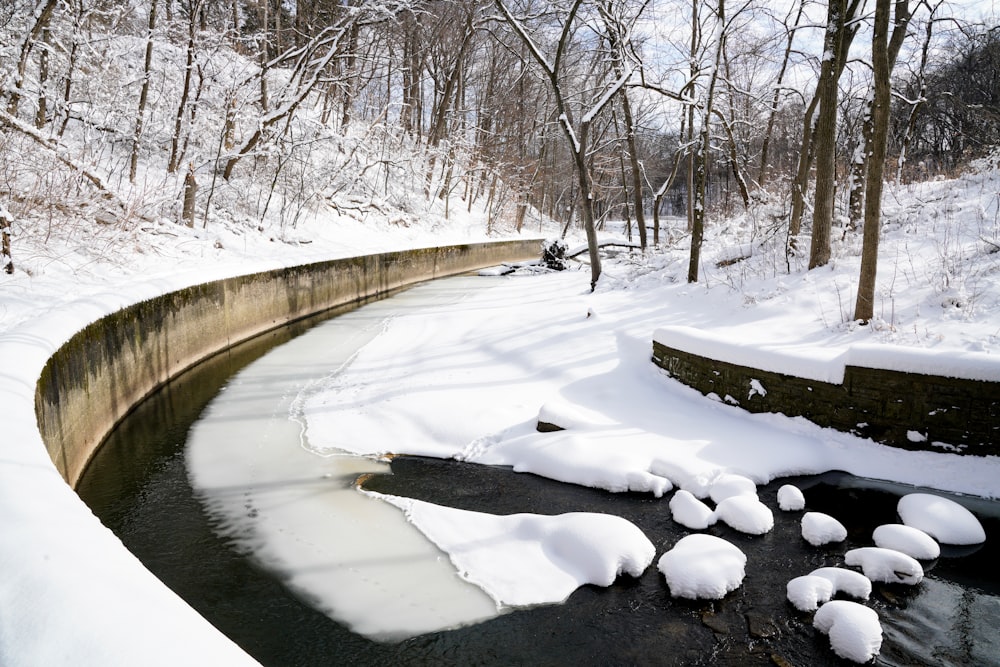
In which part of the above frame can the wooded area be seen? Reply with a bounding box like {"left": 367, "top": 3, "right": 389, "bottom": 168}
{"left": 1, "top": 0, "right": 998, "bottom": 312}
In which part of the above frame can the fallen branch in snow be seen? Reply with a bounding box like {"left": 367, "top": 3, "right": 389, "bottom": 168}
{"left": 565, "top": 240, "right": 642, "bottom": 259}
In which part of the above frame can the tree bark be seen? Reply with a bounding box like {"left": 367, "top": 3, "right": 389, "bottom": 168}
{"left": 855, "top": 0, "right": 909, "bottom": 322}
{"left": 8, "top": 0, "right": 60, "bottom": 117}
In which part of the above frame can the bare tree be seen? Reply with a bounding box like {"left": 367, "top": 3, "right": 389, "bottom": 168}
{"left": 130, "top": 0, "right": 159, "bottom": 183}
{"left": 854, "top": 0, "right": 911, "bottom": 322}
{"left": 807, "top": 0, "right": 862, "bottom": 269}
{"left": 7, "top": 0, "right": 59, "bottom": 118}
{"left": 494, "top": 0, "right": 646, "bottom": 289}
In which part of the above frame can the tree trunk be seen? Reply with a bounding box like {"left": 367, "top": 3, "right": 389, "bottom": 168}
{"left": 35, "top": 26, "right": 50, "bottom": 128}
{"left": 1, "top": 205, "right": 13, "bottom": 275}
{"left": 8, "top": 0, "right": 60, "bottom": 117}
{"left": 855, "top": 0, "right": 911, "bottom": 321}
{"left": 130, "top": 0, "right": 158, "bottom": 184}
{"left": 808, "top": 0, "right": 848, "bottom": 270}
{"left": 168, "top": 4, "right": 198, "bottom": 174}
{"left": 689, "top": 0, "right": 725, "bottom": 284}
{"left": 182, "top": 164, "right": 198, "bottom": 227}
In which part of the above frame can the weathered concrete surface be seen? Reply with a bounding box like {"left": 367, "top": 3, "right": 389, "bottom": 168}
{"left": 36, "top": 241, "right": 541, "bottom": 487}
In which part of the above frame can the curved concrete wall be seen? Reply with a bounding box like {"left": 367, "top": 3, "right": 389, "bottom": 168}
{"left": 35, "top": 240, "right": 541, "bottom": 487}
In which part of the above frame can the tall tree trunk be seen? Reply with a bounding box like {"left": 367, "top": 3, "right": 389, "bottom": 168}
{"left": 847, "top": 0, "right": 911, "bottom": 229}
{"left": 130, "top": 0, "right": 158, "bottom": 184}
{"left": 808, "top": 0, "right": 848, "bottom": 269}
{"left": 855, "top": 0, "right": 911, "bottom": 321}
{"left": 35, "top": 26, "right": 50, "bottom": 128}
{"left": 854, "top": 0, "right": 894, "bottom": 322}
{"left": 689, "top": 0, "right": 724, "bottom": 284}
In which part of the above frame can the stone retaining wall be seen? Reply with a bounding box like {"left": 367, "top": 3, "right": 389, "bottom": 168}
{"left": 652, "top": 340, "right": 1000, "bottom": 457}
{"left": 36, "top": 240, "right": 541, "bottom": 486}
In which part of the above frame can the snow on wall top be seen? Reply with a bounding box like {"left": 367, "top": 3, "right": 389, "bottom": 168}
{"left": 654, "top": 326, "right": 1000, "bottom": 384}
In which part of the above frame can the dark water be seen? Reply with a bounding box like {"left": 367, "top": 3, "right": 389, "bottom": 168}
{"left": 77, "top": 300, "right": 1000, "bottom": 666}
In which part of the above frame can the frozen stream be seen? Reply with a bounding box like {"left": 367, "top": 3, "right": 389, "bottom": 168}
{"left": 185, "top": 278, "right": 500, "bottom": 640}
{"left": 77, "top": 273, "right": 1000, "bottom": 666}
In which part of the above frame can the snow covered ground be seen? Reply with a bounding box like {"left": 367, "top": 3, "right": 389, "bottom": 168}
{"left": 2, "top": 158, "right": 1000, "bottom": 664}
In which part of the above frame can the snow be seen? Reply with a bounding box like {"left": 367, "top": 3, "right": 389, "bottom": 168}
{"left": 708, "top": 473, "right": 757, "bottom": 503}
{"left": 657, "top": 534, "right": 746, "bottom": 600}
{"left": 872, "top": 524, "right": 941, "bottom": 560}
{"left": 897, "top": 493, "right": 987, "bottom": 545}
{"left": 669, "top": 489, "right": 716, "bottom": 530}
{"left": 777, "top": 484, "right": 806, "bottom": 511}
{"left": 373, "top": 494, "right": 655, "bottom": 608}
{"left": 3, "top": 110, "right": 1000, "bottom": 665}
{"left": 786, "top": 575, "right": 834, "bottom": 611}
{"left": 813, "top": 600, "right": 883, "bottom": 663}
{"left": 844, "top": 547, "right": 924, "bottom": 585}
{"left": 801, "top": 511, "right": 848, "bottom": 546}
{"left": 714, "top": 495, "right": 775, "bottom": 535}
{"left": 809, "top": 567, "right": 872, "bottom": 601}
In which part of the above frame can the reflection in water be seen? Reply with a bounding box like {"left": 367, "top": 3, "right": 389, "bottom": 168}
{"left": 77, "top": 277, "right": 1000, "bottom": 666}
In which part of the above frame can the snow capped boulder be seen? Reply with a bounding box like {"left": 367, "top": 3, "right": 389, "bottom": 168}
{"left": 801, "top": 512, "right": 847, "bottom": 546}
{"left": 714, "top": 495, "right": 774, "bottom": 535}
{"left": 777, "top": 484, "right": 806, "bottom": 511}
{"left": 809, "top": 567, "right": 872, "bottom": 601}
{"left": 873, "top": 524, "right": 940, "bottom": 560}
{"left": 658, "top": 534, "right": 746, "bottom": 600}
{"left": 813, "top": 600, "right": 883, "bottom": 663}
{"left": 669, "top": 489, "right": 716, "bottom": 530}
{"left": 897, "top": 493, "right": 986, "bottom": 545}
{"left": 786, "top": 575, "right": 834, "bottom": 611}
{"left": 708, "top": 473, "right": 757, "bottom": 503}
{"left": 845, "top": 547, "right": 923, "bottom": 585}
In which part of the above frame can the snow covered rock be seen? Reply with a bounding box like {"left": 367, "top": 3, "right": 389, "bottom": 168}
{"left": 872, "top": 524, "right": 940, "bottom": 560}
{"left": 669, "top": 489, "right": 716, "bottom": 530}
{"left": 714, "top": 495, "right": 774, "bottom": 535}
{"left": 813, "top": 600, "right": 883, "bottom": 663}
{"left": 845, "top": 547, "right": 923, "bottom": 585}
{"left": 787, "top": 575, "right": 834, "bottom": 611}
{"left": 658, "top": 534, "right": 746, "bottom": 600}
{"left": 809, "top": 567, "right": 872, "bottom": 601}
{"left": 801, "top": 512, "right": 847, "bottom": 546}
{"left": 708, "top": 473, "right": 757, "bottom": 503}
{"left": 777, "top": 484, "right": 806, "bottom": 511}
{"left": 897, "top": 493, "right": 986, "bottom": 545}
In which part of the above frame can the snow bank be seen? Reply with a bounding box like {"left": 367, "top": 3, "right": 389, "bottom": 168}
{"left": 897, "top": 493, "right": 986, "bottom": 545}
{"left": 375, "top": 494, "right": 655, "bottom": 608}
{"left": 658, "top": 534, "right": 746, "bottom": 600}
{"left": 813, "top": 600, "right": 883, "bottom": 663}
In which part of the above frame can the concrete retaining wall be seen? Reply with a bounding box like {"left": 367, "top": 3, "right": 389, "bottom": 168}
{"left": 36, "top": 240, "right": 541, "bottom": 487}
{"left": 652, "top": 340, "right": 1000, "bottom": 456}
